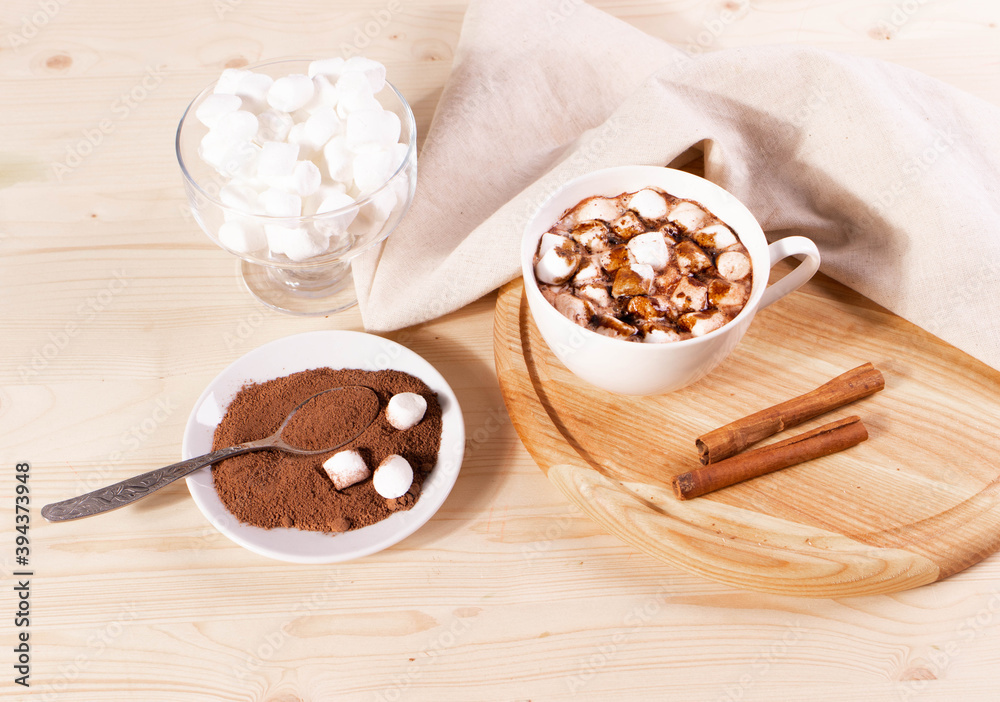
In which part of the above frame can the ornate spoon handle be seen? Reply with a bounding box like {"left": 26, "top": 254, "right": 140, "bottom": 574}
{"left": 41, "top": 443, "right": 260, "bottom": 522}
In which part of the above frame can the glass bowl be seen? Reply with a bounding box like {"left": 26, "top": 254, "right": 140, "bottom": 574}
{"left": 176, "top": 58, "right": 417, "bottom": 315}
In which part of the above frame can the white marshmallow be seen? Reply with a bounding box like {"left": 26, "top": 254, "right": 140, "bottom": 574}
{"left": 308, "top": 57, "right": 346, "bottom": 79}
{"left": 535, "top": 246, "right": 580, "bottom": 285}
{"left": 644, "top": 327, "right": 682, "bottom": 343}
{"left": 264, "top": 224, "right": 293, "bottom": 254}
{"left": 345, "top": 109, "right": 401, "bottom": 150}
{"left": 385, "top": 392, "right": 427, "bottom": 430}
{"left": 217, "top": 220, "right": 266, "bottom": 254}
{"left": 213, "top": 68, "right": 250, "bottom": 95}
{"left": 233, "top": 71, "right": 274, "bottom": 111}
{"left": 214, "top": 110, "right": 259, "bottom": 142}
{"left": 717, "top": 251, "right": 752, "bottom": 281}
{"left": 627, "top": 232, "right": 670, "bottom": 270}
{"left": 343, "top": 56, "right": 386, "bottom": 92}
{"left": 286, "top": 160, "right": 322, "bottom": 197}
{"left": 315, "top": 189, "right": 356, "bottom": 214}
{"left": 695, "top": 223, "right": 738, "bottom": 250}
{"left": 570, "top": 196, "right": 624, "bottom": 225}
{"left": 313, "top": 189, "right": 358, "bottom": 250}
{"left": 572, "top": 257, "right": 602, "bottom": 283}
{"left": 335, "top": 71, "right": 379, "bottom": 118}
{"left": 304, "top": 106, "right": 342, "bottom": 147}
{"left": 323, "top": 135, "right": 354, "bottom": 183}
{"left": 667, "top": 202, "right": 709, "bottom": 232}
{"left": 304, "top": 74, "right": 340, "bottom": 113}
{"left": 257, "top": 141, "right": 299, "bottom": 185}
{"left": 256, "top": 109, "right": 294, "bottom": 142}
{"left": 373, "top": 455, "right": 413, "bottom": 499}
{"left": 219, "top": 180, "right": 265, "bottom": 214}
{"left": 261, "top": 188, "right": 302, "bottom": 217}
{"left": 195, "top": 93, "right": 242, "bottom": 129}
{"left": 198, "top": 131, "right": 250, "bottom": 175}
{"left": 322, "top": 450, "right": 370, "bottom": 491}
{"left": 267, "top": 74, "right": 315, "bottom": 113}
{"left": 282, "top": 227, "right": 327, "bottom": 261}
{"left": 538, "top": 232, "right": 570, "bottom": 258}
{"left": 631, "top": 263, "right": 655, "bottom": 281}
{"left": 352, "top": 148, "right": 394, "bottom": 195}
{"left": 628, "top": 189, "right": 668, "bottom": 220}
{"left": 337, "top": 92, "right": 382, "bottom": 120}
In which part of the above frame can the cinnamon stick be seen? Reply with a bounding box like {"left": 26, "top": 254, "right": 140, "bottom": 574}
{"left": 696, "top": 363, "right": 883, "bottom": 465}
{"left": 673, "top": 416, "right": 868, "bottom": 500}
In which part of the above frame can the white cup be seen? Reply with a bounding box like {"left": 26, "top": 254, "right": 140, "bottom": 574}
{"left": 521, "top": 165, "right": 820, "bottom": 395}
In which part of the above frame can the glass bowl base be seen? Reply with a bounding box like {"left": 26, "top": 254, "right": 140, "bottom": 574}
{"left": 240, "top": 258, "right": 359, "bottom": 316}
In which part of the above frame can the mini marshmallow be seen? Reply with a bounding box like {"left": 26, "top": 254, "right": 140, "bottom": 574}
{"left": 313, "top": 189, "right": 358, "bottom": 246}
{"left": 644, "top": 326, "right": 683, "bottom": 343}
{"left": 264, "top": 224, "right": 293, "bottom": 254}
{"left": 352, "top": 148, "right": 394, "bottom": 195}
{"left": 385, "top": 392, "right": 427, "bottom": 431}
{"left": 256, "top": 109, "right": 294, "bottom": 142}
{"left": 286, "top": 160, "right": 322, "bottom": 197}
{"left": 693, "top": 223, "right": 738, "bottom": 251}
{"left": 343, "top": 56, "right": 387, "bottom": 92}
{"left": 214, "top": 68, "right": 250, "bottom": 95}
{"left": 234, "top": 71, "right": 274, "bottom": 111}
{"left": 345, "top": 109, "right": 401, "bottom": 151}
{"left": 322, "top": 450, "right": 370, "bottom": 491}
{"left": 323, "top": 135, "right": 354, "bottom": 183}
{"left": 667, "top": 201, "right": 708, "bottom": 232}
{"left": 373, "top": 455, "right": 413, "bottom": 499}
{"left": 282, "top": 227, "right": 327, "bottom": 261}
{"left": 217, "top": 219, "right": 266, "bottom": 254}
{"left": 716, "top": 251, "right": 752, "bottom": 281}
{"left": 335, "top": 71, "right": 379, "bottom": 118}
{"left": 572, "top": 256, "right": 602, "bottom": 283}
{"left": 257, "top": 141, "right": 299, "bottom": 184}
{"left": 304, "top": 106, "right": 342, "bottom": 147}
{"left": 535, "top": 244, "right": 581, "bottom": 285}
{"left": 195, "top": 93, "right": 242, "bottom": 129}
{"left": 199, "top": 131, "right": 251, "bottom": 175}
{"left": 631, "top": 262, "right": 655, "bottom": 281}
{"left": 308, "top": 57, "right": 346, "bottom": 79}
{"left": 214, "top": 110, "right": 259, "bottom": 142}
{"left": 538, "top": 232, "right": 570, "bottom": 258}
{"left": 219, "top": 180, "right": 265, "bottom": 214}
{"left": 261, "top": 188, "right": 302, "bottom": 217}
{"left": 627, "top": 232, "right": 670, "bottom": 270}
{"left": 570, "top": 196, "right": 625, "bottom": 225}
{"left": 628, "top": 189, "right": 668, "bottom": 221}
{"left": 267, "top": 74, "right": 315, "bottom": 113}
{"left": 304, "top": 74, "right": 340, "bottom": 113}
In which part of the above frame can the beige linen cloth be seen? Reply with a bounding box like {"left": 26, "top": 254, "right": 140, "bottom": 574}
{"left": 353, "top": 0, "right": 1000, "bottom": 370}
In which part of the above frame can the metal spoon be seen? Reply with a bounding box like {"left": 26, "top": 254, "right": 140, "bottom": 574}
{"left": 41, "top": 386, "right": 380, "bottom": 522}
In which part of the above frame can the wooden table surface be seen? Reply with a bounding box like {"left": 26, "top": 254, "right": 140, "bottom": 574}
{"left": 3, "top": 1, "right": 999, "bottom": 700}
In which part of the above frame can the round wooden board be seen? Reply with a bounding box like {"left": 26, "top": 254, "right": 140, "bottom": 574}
{"left": 493, "top": 274, "right": 1000, "bottom": 597}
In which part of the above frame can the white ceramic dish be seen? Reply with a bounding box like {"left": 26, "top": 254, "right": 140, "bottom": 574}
{"left": 181, "top": 330, "right": 464, "bottom": 563}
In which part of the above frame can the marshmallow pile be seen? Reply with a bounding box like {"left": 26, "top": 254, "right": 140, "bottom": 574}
{"left": 319, "top": 391, "right": 427, "bottom": 497}
{"left": 534, "top": 188, "right": 754, "bottom": 342}
{"left": 195, "top": 57, "right": 410, "bottom": 261}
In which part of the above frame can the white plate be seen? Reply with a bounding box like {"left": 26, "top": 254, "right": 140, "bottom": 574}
{"left": 181, "top": 330, "right": 464, "bottom": 563}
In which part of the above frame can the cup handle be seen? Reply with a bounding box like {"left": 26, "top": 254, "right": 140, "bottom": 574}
{"left": 758, "top": 236, "right": 821, "bottom": 310}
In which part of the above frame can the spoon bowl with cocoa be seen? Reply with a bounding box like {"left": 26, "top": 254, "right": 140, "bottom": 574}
{"left": 41, "top": 386, "right": 380, "bottom": 522}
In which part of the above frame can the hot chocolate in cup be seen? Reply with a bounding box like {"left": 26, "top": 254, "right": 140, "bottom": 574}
{"left": 520, "top": 166, "right": 821, "bottom": 395}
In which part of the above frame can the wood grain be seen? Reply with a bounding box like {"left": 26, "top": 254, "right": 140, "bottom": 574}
{"left": 494, "top": 274, "right": 1000, "bottom": 596}
{"left": 3, "top": 0, "right": 1000, "bottom": 699}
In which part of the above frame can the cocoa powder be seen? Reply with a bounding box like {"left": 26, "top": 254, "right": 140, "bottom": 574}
{"left": 211, "top": 368, "right": 442, "bottom": 533}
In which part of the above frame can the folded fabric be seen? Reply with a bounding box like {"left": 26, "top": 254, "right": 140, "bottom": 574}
{"left": 353, "top": 0, "right": 1000, "bottom": 371}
